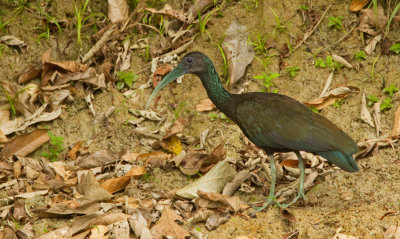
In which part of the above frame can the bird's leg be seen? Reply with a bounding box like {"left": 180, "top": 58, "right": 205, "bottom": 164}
{"left": 253, "top": 154, "right": 277, "bottom": 212}
{"left": 280, "top": 151, "right": 308, "bottom": 208}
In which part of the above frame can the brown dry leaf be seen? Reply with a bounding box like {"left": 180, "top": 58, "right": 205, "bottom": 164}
{"left": 42, "top": 58, "right": 89, "bottom": 86}
{"left": 358, "top": 6, "right": 387, "bottom": 36}
{"left": 179, "top": 144, "right": 225, "bottom": 175}
{"left": 129, "top": 210, "right": 152, "bottom": 239}
{"left": 361, "top": 92, "right": 374, "bottom": 128}
{"left": 108, "top": 0, "right": 129, "bottom": 23}
{"left": 153, "top": 64, "right": 172, "bottom": 87}
{"left": 68, "top": 140, "right": 83, "bottom": 160}
{"left": 281, "top": 209, "right": 296, "bottom": 223}
{"left": 222, "top": 18, "right": 254, "bottom": 87}
{"left": 1, "top": 35, "right": 26, "bottom": 52}
{"left": 196, "top": 191, "right": 240, "bottom": 212}
{"left": 17, "top": 65, "right": 42, "bottom": 84}
{"left": 137, "top": 151, "right": 171, "bottom": 166}
{"left": 280, "top": 159, "right": 299, "bottom": 168}
{"left": 384, "top": 225, "right": 400, "bottom": 239}
{"left": 205, "top": 212, "right": 231, "bottom": 230}
{"left": 222, "top": 170, "right": 250, "bottom": 196}
{"left": 381, "top": 38, "right": 393, "bottom": 55}
{"left": 163, "top": 117, "right": 189, "bottom": 139}
{"left": 146, "top": 4, "right": 188, "bottom": 23}
{"left": 332, "top": 54, "right": 352, "bottom": 68}
{"left": 1, "top": 129, "right": 49, "bottom": 158}
{"left": 355, "top": 136, "right": 397, "bottom": 159}
{"left": 303, "top": 86, "right": 359, "bottom": 110}
{"left": 373, "top": 101, "right": 382, "bottom": 137}
{"left": 349, "top": 0, "right": 370, "bottom": 12}
{"left": 196, "top": 98, "right": 215, "bottom": 112}
{"left": 0, "top": 108, "right": 10, "bottom": 124}
{"left": 90, "top": 225, "right": 109, "bottom": 238}
{"left": 391, "top": 105, "right": 400, "bottom": 137}
{"left": 332, "top": 228, "right": 359, "bottom": 239}
{"left": 150, "top": 206, "right": 190, "bottom": 239}
{"left": 1, "top": 81, "right": 36, "bottom": 117}
{"left": 13, "top": 160, "right": 21, "bottom": 179}
{"left": 77, "top": 149, "right": 118, "bottom": 169}
{"left": 50, "top": 161, "right": 74, "bottom": 180}
{"left": 0, "top": 129, "right": 7, "bottom": 143}
{"left": 77, "top": 171, "right": 113, "bottom": 202}
{"left": 101, "top": 166, "right": 146, "bottom": 193}
{"left": 365, "top": 34, "right": 382, "bottom": 55}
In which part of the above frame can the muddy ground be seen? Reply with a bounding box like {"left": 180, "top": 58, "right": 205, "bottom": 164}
{"left": 1, "top": 0, "right": 400, "bottom": 238}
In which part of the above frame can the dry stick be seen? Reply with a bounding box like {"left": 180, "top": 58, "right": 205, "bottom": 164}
{"left": 293, "top": 4, "right": 332, "bottom": 53}
{"left": 81, "top": 24, "right": 116, "bottom": 64}
{"left": 130, "top": 128, "right": 163, "bottom": 140}
{"left": 325, "top": 22, "right": 359, "bottom": 50}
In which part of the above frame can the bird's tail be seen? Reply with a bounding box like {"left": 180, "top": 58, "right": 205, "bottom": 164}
{"left": 317, "top": 151, "right": 359, "bottom": 172}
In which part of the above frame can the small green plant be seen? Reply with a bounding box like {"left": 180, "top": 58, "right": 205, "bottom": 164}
{"left": 314, "top": 56, "right": 343, "bottom": 71}
{"left": 383, "top": 84, "right": 399, "bottom": 97}
{"left": 367, "top": 95, "right": 379, "bottom": 106}
{"left": 208, "top": 112, "right": 231, "bottom": 122}
{"left": 390, "top": 43, "right": 400, "bottom": 54}
{"left": 286, "top": 66, "right": 300, "bottom": 77}
{"left": 354, "top": 50, "right": 367, "bottom": 61}
{"left": 116, "top": 71, "right": 139, "bottom": 90}
{"left": 196, "top": 7, "right": 218, "bottom": 39}
{"left": 332, "top": 99, "right": 344, "bottom": 108}
{"left": 217, "top": 43, "right": 228, "bottom": 84}
{"left": 74, "top": 0, "right": 90, "bottom": 46}
{"left": 42, "top": 131, "right": 64, "bottom": 162}
{"left": 328, "top": 16, "right": 343, "bottom": 31}
{"left": 0, "top": 44, "right": 6, "bottom": 56}
{"left": 195, "top": 227, "right": 202, "bottom": 232}
{"left": 310, "top": 106, "right": 319, "bottom": 113}
{"left": 299, "top": 5, "right": 309, "bottom": 10}
{"left": 173, "top": 102, "right": 187, "bottom": 120}
{"left": 380, "top": 98, "right": 393, "bottom": 112}
{"left": 254, "top": 72, "right": 279, "bottom": 93}
{"left": 270, "top": 8, "right": 286, "bottom": 33}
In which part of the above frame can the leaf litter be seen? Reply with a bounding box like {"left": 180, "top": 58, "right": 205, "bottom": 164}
{"left": 1, "top": 0, "right": 400, "bottom": 238}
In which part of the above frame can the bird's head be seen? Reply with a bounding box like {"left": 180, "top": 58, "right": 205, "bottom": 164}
{"left": 145, "top": 52, "right": 209, "bottom": 109}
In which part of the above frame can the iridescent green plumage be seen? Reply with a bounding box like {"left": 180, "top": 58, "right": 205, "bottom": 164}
{"left": 146, "top": 52, "right": 358, "bottom": 210}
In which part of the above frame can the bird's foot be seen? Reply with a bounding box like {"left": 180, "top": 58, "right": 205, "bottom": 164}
{"left": 252, "top": 197, "right": 276, "bottom": 212}
{"left": 279, "top": 191, "right": 308, "bottom": 208}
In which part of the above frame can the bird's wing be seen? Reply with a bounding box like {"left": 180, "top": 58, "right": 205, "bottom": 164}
{"left": 233, "top": 93, "right": 357, "bottom": 155}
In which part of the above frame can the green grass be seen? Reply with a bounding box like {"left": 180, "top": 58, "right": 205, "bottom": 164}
{"left": 314, "top": 55, "right": 344, "bottom": 71}
{"left": 42, "top": 131, "right": 64, "bottom": 162}
{"left": 367, "top": 95, "right": 379, "bottom": 106}
{"left": 249, "top": 33, "right": 267, "bottom": 55}
{"left": 217, "top": 43, "right": 228, "bottom": 84}
{"left": 270, "top": 8, "right": 286, "bottom": 33}
{"left": 380, "top": 98, "right": 393, "bottom": 112}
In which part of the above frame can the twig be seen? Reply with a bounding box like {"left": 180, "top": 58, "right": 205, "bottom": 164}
{"left": 326, "top": 22, "right": 358, "bottom": 50}
{"left": 81, "top": 24, "right": 116, "bottom": 63}
{"left": 130, "top": 128, "right": 163, "bottom": 140}
{"left": 293, "top": 4, "right": 332, "bottom": 52}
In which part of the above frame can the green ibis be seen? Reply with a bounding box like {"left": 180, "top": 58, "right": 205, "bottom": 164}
{"left": 146, "top": 52, "right": 358, "bottom": 210}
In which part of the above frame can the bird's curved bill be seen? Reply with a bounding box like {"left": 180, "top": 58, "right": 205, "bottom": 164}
{"left": 145, "top": 65, "right": 186, "bottom": 109}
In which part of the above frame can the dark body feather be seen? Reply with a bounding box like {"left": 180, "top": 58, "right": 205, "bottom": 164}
{"left": 222, "top": 92, "right": 358, "bottom": 172}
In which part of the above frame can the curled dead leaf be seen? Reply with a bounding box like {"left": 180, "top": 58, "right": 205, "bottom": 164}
{"left": 304, "top": 86, "right": 359, "bottom": 110}
{"left": 1, "top": 129, "right": 49, "bottom": 158}
{"left": 358, "top": 6, "right": 387, "bottom": 36}
{"left": 349, "top": 0, "right": 370, "bottom": 12}
{"left": 196, "top": 98, "right": 215, "bottom": 112}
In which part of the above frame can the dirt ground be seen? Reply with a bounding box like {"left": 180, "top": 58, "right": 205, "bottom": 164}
{"left": 1, "top": 0, "right": 400, "bottom": 238}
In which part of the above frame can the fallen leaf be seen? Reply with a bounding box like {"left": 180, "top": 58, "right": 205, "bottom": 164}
{"left": 222, "top": 170, "right": 250, "bottom": 196}
{"left": 332, "top": 54, "right": 352, "bottom": 68}
{"left": 304, "top": 86, "right": 359, "bottom": 110}
{"left": 196, "top": 98, "right": 215, "bottom": 112}
{"left": 350, "top": 0, "right": 370, "bottom": 12}
{"left": 358, "top": 6, "right": 387, "bottom": 36}
{"left": 153, "top": 64, "right": 172, "bottom": 87}
{"left": 163, "top": 117, "right": 189, "bottom": 139}
{"left": 129, "top": 109, "right": 164, "bottom": 121}
{"left": 384, "top": 225, "right": 400, "bottom": 239}
{"left": 15, "top": 190, "right": 48, "bottom": 199}
{"left": 90, "top": 225, "right": 109, "bottom": 238}
{"left": 1, "top": 81, "right": 37, "bottom": 117}
{"left": 67, "top": 140, "right": 83, "bottom": 160}
{"left": 365, "top": 34, "right": 382, "bottom": 55}
{"left": 187, "top": 0, "right": 223, "bottom": 20}
{"left": 205, "top": 212, "right": 231, "bottom": 230}
{"left": 146, "top": 4, "right": 188, "bottom": 23}
{"left": 176, "top": 161, "right": 236, "bottom": 199}
{"left": 17, "top": 65, "right": 42, "bottom": 84}
{"left": 1, "top": 35, "right": 26, "bottom": 51}
{"left": 162, "top": 136, "right": 182, "bottom": 155}
{"left": 128, "top": 210, "right": 152, "bottom": 239}
{"left": 108, "top": 0, "right": 129, "bottom": 23}
{"left": 332, "top": 228, "right": 359, "bottom": 239}
{"left": 77, "top": 149, "right": 118, "bottom": 169}
{"left": 13, "top": 160, "right": 21, "bottom": 179}
{"left": 381, "top": 38, "right": 393, "bottom": 55}
{"left": 391, "top": 105, "right": 400, "bottom": 137}
{"left": 101, "top": 166, "right": 146, "bottom": 193}
{"left": 1, "top": 129, "right": 49, "bottom": 158}
{"left": 150, "top": 206, "right": 190, "bottom": 239}
{"left": 360, "top": 92, "right": 375, "bottom": 128}
{"left": 281, "top": 209, "right": 296, "bottom": 223}
{"left": 179, "top": 144, "right": 226, "bottom": 175}
{"left": 222, "top": 18, "right": 255, "bottom": 87}
{"left": 373, "top": 100, "right": 382, "bottom": 136}
{"left": 0, "top": 130, "right": 7, "bottom": 143}
{"left": 196, "top": 191, "right": 240, "bottom": 212}
{"left": 77, "top": 171, "right": 113, "bottom": 202}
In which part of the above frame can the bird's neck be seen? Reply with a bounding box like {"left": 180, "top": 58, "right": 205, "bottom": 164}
{"left": 196, "top": 63, "right": 232, "bottom": 112}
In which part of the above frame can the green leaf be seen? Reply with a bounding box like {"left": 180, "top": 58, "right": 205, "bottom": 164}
{"left": 383, "top": 84, "right": 399, "bottom": 96}
{"left": 390, "top": 43, "right": 400, "bottom": 54}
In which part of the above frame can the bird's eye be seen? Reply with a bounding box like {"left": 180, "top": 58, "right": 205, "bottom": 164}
{"left": 186, "top": 57, "right": 193, "bottom": 64}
